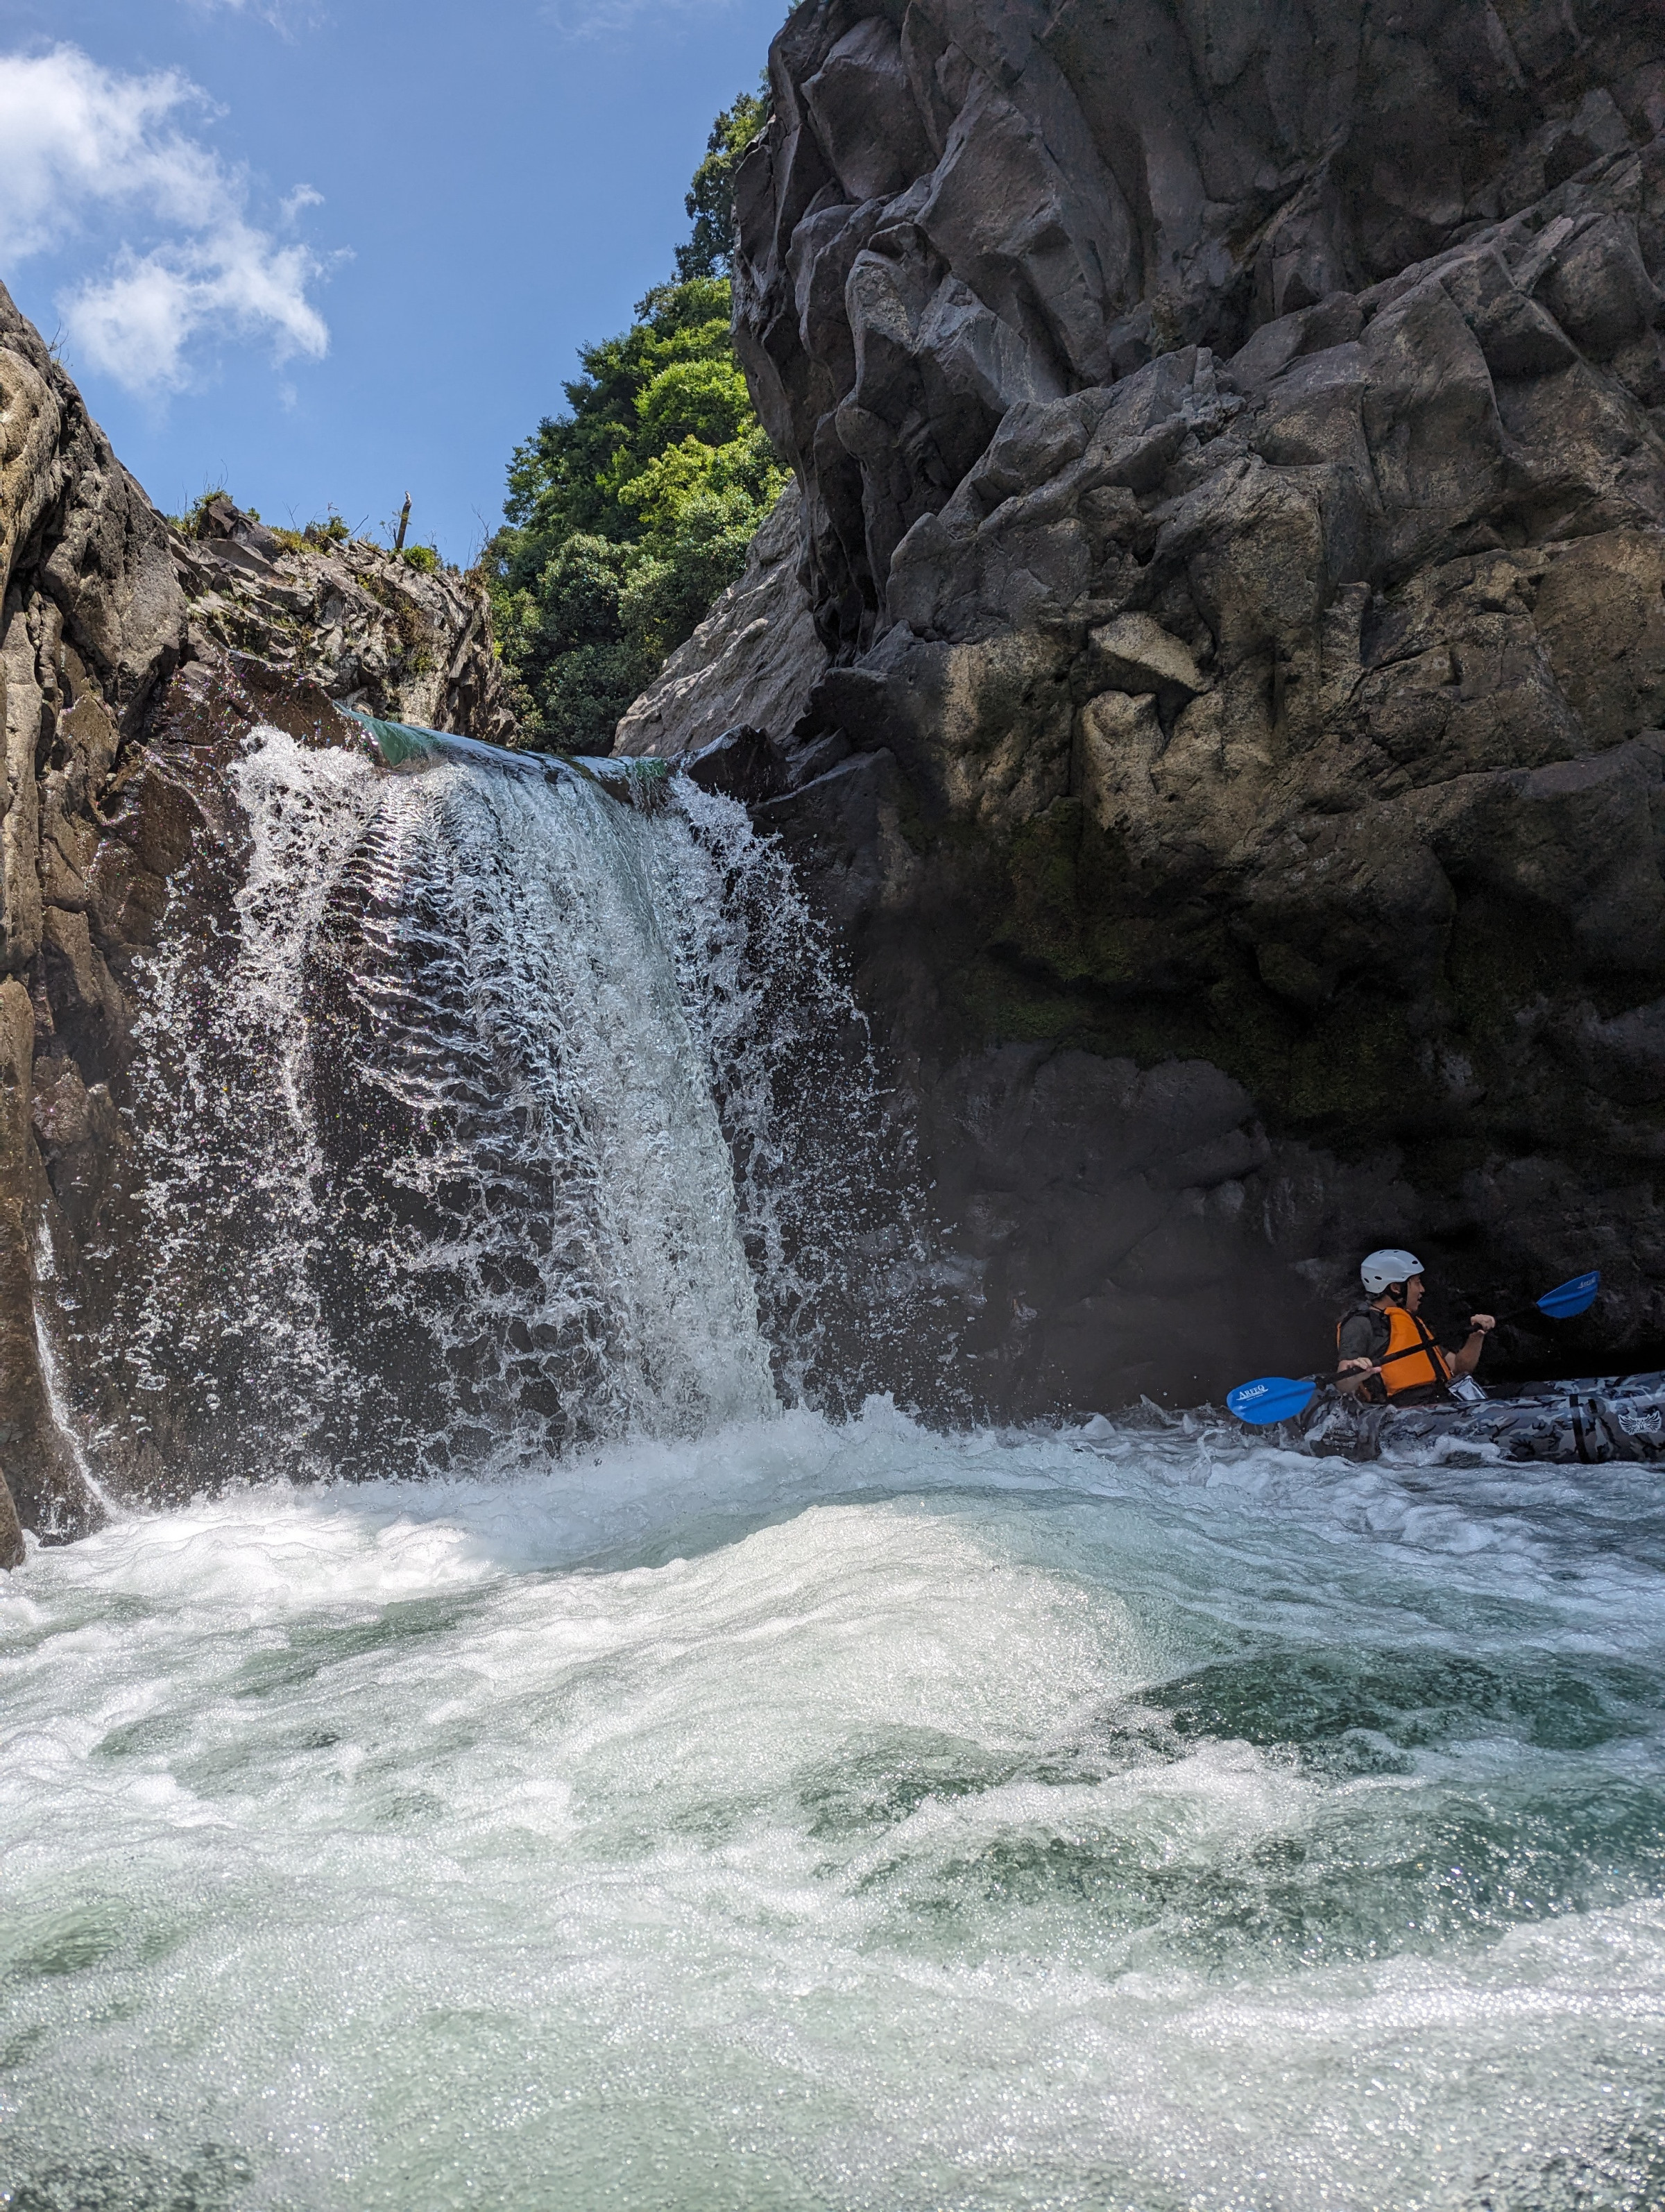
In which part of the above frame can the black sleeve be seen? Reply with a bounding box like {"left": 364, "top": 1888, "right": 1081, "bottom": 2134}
{"left": 1337, "top": 1311, "right": 1385, "bottom": 1361}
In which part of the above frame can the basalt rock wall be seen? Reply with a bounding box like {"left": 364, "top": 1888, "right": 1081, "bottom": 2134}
{"left": 0, "top": 282, "right": 515, "bottom": 1552}
{"left": 631, "top": 0, "right": 1665, "bottom": 1412}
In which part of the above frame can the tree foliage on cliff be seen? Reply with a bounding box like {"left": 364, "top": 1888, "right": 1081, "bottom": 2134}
{"left": 676, "top": 87, "right": 769, "bottom": 284}
{"left": 489, "top": 87, "right": 781, "bottom": 750}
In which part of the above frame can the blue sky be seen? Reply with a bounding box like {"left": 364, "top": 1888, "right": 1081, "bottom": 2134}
{"left": 0, "top": 0, "right": 782, "bottom": 563}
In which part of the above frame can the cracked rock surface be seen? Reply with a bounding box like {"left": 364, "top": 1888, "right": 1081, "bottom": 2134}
{"left": 176, "top": 493, "right": 516, "bottom": 748}
{"left": 635, "top": 0, "right": 1665, "bottom": 1411}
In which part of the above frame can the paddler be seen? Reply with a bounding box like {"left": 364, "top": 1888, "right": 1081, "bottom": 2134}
{"left": 1336, "top": 1249, "right": 1495, "bottom": 1404}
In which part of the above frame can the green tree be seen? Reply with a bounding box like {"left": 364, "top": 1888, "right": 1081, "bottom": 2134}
{"left": 488, "top": 92, "right": 780, "bottom": 751}
{"left": 676, "top": 85, "right": 770, "bottom": 284}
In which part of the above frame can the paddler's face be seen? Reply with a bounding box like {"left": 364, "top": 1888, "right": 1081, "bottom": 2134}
{"left": 1405, "top": 1275, "right": 1425, "bottom": 1311}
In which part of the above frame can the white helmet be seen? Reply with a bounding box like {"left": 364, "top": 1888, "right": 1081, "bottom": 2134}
{"left": 1361, "top": 1248, "right": 1424, "bottom": 1294}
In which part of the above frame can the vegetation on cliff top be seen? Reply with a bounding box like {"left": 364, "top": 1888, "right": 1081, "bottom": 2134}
{"left": 169, "top": 491, "right": 445, "bottom": 572}
{"left": 488, "top": 88, "right": 783, "bottom": 751}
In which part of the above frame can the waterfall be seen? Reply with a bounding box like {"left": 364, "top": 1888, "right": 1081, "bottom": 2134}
{"left": 15, "top": 751, "right": 1665, "bottom": 2212}
{"left": 69, "top": 727, "right": 914, "bottom": 1491}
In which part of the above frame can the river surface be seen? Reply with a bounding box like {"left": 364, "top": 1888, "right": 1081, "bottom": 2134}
{"left": 6, "top": 1405, "right": 1664, "bottom": 2211}
{"left": 11, "top": 732, "right": 1665, "bottom": 2206}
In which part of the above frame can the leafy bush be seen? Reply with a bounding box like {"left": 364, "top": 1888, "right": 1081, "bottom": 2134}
{"left": 169, "top": 486, "right": 233, "bottom": 537}
{"left": 397, "top": 543, "right": 441, "bottom": 574}
{"left": 487, "top": 87, "right": 783, "bottom": 750}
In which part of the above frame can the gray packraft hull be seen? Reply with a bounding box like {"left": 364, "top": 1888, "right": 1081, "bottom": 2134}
{"left": 1297, "top": 1371, "right": 1665, "bottom": 1464}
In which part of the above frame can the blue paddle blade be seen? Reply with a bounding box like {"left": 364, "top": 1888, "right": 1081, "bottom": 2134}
{"left": 1227, "top": 1376, "right": 1317, "bottom": 1425}
{"left": 1535, "top": 1270, "right": 1600, "bottom": 1320}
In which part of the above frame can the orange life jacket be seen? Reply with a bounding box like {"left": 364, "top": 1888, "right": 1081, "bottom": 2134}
{"left": 1338, "top": 1303, "right": 1452, "bottom": 1397}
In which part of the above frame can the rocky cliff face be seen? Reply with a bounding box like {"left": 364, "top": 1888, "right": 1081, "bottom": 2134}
{"left": 176, "top": 493, "right": 516, "bottom": 748}
{"left": 615, "top": 482, "right": 830, "bottom": 761}
{"left": 0, "top": 282, "right": 514, "bottom": 1554}
{"left": 633, "top": 0, "right": 1665, "bottom": 1411}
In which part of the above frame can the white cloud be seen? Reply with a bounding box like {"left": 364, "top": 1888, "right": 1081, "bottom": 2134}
{"left": 64, "top": 228, "right": 328, "bottom": 389}
{"left": 178, "top": 0, "right": 321, "bottom": 29}
{"left": 539, "top": 0, "right": 742, "bottom": 39}
{"left": 0, "top": 43, "right": 331, "bottom": 393}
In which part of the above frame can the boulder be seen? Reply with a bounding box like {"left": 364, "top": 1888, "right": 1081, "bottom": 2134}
{"left": 684, "top": 726, "right": 789, "bottom": 806}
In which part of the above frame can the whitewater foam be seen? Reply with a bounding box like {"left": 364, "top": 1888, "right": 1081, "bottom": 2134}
{"left": 62, "top": 731, "right": 927, "bottom": 1494}
{"left": 5, "top": 1409, "right": 1664, "bottom": 2210}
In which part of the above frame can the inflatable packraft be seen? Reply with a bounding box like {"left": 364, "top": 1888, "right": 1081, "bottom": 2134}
{"left": 1297, "top": 1370, "right": 1665, "bottom": 1464}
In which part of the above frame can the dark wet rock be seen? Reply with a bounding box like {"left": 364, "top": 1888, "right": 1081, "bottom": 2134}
{"left": 0, "top": 291, "right": 186, "bottom": 1544}
{"left": 685, "top": 726, "right": 790, "bottom": 805}
{"left": 0, "top": 1465, "right": 20, "bottom": 1568}
{"left": 669, "top": 0, "right": 1665, "bottom": 1411}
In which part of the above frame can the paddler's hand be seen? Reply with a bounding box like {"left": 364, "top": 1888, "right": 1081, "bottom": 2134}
{"left": 1467, "top": 1313, "right": 1495, "bottom": 1336}
{"left": 1335, "top": 1356, "right": 1379, "bottom": 1395}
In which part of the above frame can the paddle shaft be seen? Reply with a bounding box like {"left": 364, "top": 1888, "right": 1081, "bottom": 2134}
{"left": 1228, "top": 1272, "right": 1598, "bottom": 1423}
{"left": 1324, "top": 1282, "right": 1582, "bottom": 1388}
{"left": 1326, "top": 1302, "right": 1507, "bottom": 1387}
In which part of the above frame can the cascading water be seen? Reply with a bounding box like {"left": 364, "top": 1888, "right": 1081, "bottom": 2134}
{"left": 66, "top": 729, "right": 907, "bottom": 1490}
{"left": 6, "top": 729, "right": 1665, "bottom": 2211}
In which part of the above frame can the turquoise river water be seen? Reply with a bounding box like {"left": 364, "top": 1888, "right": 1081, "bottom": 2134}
{"left": 5, "top": 1405, "right": 1664, "bottom": 2211}
{"left": 5, "top": 733, "right": 1664, "bottom": 2209}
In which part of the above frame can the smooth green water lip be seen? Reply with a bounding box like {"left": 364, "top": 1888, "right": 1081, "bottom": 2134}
{"left": 1150, "top": 1646, "right": 1665, "bottom": 1755}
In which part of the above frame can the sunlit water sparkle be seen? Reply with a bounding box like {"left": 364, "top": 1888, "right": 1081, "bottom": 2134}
{"left": 13, "top": 731, "right": 1665, "bottom": 2207}
{"left": 5, "top": 1406, "right": 1664, "bottom": 2211}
